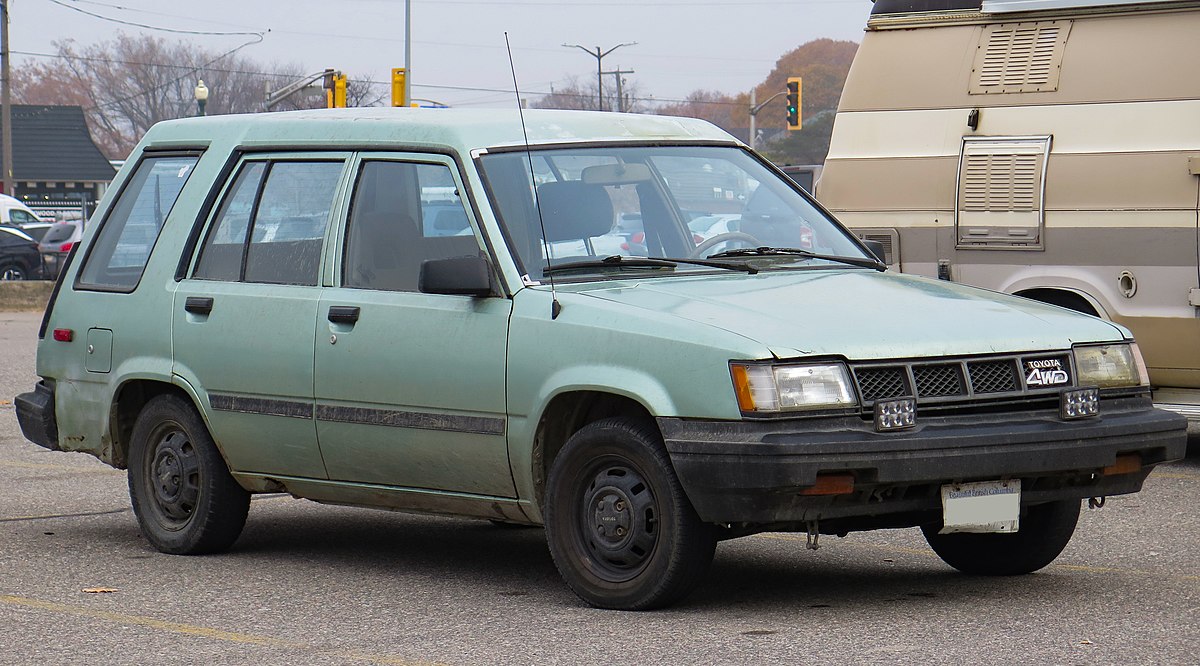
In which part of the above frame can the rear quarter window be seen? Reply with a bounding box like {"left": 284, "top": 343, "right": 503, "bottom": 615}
{"left": 76, "top": 153, "right": 200, "bottom": 291}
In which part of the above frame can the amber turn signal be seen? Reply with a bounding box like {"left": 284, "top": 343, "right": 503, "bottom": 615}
{"left": 1102, "top": 453, "right": 1141, "bottom": 476}
{"left": 798, "top": 473, "right": 855, "bottom": 496}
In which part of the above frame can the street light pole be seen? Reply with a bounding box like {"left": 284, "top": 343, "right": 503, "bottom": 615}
{"left": 194, "top": 80, "right": 209, "bottom": 117}
{"left": 563, "top": 42, "right": 635, "bottom": 111}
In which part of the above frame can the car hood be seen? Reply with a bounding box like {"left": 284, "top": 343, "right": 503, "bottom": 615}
{"left": 571, "top": 269, "right": 1126, "bottom": 360}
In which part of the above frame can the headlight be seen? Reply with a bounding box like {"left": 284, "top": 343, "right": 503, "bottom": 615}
{"left": 730, "top": 362, "right": 856, "bottom": 413}
{"left": 1073, "top": 343, "right": 1149, "bottom": 388}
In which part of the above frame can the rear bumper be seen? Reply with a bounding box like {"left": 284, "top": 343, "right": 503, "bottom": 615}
{"left": 15, "top": 381, "right": 59, "bottom": 451}
{"left": 658, "top": 397, "right": 1187, "bottom": 528}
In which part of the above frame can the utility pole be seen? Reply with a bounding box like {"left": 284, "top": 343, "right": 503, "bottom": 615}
{"left": 404, "top": 0, "right": 412, "bottom": 109}
{"left": 602, "top": 68, "right": 634, "bottom": 113}
{"left": 563, "top": 42, "right": 635, "bottom": 111}
{"left": 1, "top": 0, "right": 12, "bottom": 197}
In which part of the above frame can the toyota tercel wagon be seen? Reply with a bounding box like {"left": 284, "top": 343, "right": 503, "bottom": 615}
{"left": 16, "top": 109, "right": 1187, "bottom": 610}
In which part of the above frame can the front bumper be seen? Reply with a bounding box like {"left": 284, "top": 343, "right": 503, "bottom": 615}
{"left": 659, "top": 396, "right": 1186, "bottom": 529}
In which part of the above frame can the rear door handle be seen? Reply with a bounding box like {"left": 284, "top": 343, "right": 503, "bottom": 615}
{"left": 327, "top": 305, "right": 360, "bottom": 325}
{"left": 184, "top": 296, "right": 214, "bottom": 315}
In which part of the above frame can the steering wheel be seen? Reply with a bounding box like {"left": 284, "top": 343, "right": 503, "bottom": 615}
{"left": 689, "top": 232, "right": 762, "bottom": 258}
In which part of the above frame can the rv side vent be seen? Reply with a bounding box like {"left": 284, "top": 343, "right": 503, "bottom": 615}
{"left": 852, "top": 228, "right": 900, "bottom": 267}
{"left": 970, "top": 21, "right": 1071, "bottom": 94}
{"left": 961, "top": 151, "right": 1041, "bottom": 211}
{"left": 955, "top": 137, "right": 1050, "bottom": 249}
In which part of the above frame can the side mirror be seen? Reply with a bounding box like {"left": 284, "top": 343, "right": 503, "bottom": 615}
{"left": 419, "top": 255, "right": 494, "bottom": 297}
{"left": 861, "top": 239, "right": 887, "bottom": 264}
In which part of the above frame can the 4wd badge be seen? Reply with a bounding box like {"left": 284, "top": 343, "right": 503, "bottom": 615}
{"left": 1025, "top": 358, "right": 1070, "bottom": 387}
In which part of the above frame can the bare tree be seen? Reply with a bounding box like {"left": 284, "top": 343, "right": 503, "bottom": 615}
{"left": 14, "top": 33, "right": 382, "bottom": 159}
{"left": 531, "top": 75, "right": 647, "bottom": 113}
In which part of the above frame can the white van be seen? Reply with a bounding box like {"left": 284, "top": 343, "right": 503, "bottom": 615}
{"left": 817, "top": 0, "right": 1200, "bottom": 432}
{"left": 0, "top": 194, "right": 47, "bottom": 227}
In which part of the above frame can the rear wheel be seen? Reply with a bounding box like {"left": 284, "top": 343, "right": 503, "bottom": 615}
{"left": 128, "top": 394, "right": 250, "bottom": 554}
{"left": 0, "top": 262, "right": 27, "bottom": 280}
{"left": 921, "top": 499, "right": 1081, "bottom": 575}
{"left": 545, "top": 417, "right": 716, "bottom": 610}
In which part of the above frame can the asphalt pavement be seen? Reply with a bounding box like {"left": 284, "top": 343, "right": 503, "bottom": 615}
{"left": 1, "top": 310, "right": 1197, "bottom": 665}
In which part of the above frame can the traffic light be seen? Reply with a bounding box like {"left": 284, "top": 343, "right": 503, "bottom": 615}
{"left": 325, "top": 71, "right": 347, "bottom": 108}
{"left": 786, "top": 76, "right": 802, "bottom": 131}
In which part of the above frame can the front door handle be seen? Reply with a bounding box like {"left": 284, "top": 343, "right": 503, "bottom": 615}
{"left": 327, "top": 305, "right": 360, "bottom": 325}
{"left": 184, "top": 296, "right": 214, "bottom": 315}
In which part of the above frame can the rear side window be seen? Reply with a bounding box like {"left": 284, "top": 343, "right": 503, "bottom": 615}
{"left": 77, "top": 154, "right": 200, "bottom": 291}
{"left": 194, "top": 160, "right": 344, "bottom": 286}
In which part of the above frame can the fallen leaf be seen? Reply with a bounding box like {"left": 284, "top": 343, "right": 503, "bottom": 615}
{"left": 82, "top": 587, "right": 118, "bottom": 594}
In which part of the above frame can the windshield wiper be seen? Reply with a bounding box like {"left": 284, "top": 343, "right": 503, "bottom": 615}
{"left": 705, "top": 246, "right": 886, "bottom": 271}
{"left": 542, "top": 254, "right": 760, "bottom": 276}
{"left": 648, "top": 256, "right": 758, "bottom": 274}
{"left": 542, "top": 255, "right": 678, "bottom": 275}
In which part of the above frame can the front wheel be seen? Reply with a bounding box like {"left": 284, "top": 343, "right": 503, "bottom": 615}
{"left": 921, "top": 499, "right": 1081, "bottom": 575}
{"left": 128, "top": 394, "right": 250, "bottom": 555}
{"left": 544, "top": 417, "right": 716, "bottom": 610}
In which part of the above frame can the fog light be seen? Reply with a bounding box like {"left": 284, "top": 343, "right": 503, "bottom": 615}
{"left": 874, "top": 398, "right": 916, "bottom": 432}
{"left": 1061, "top": 387, "right": 1099, "bottom": 420}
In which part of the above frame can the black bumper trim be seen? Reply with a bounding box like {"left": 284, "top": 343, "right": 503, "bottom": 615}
{"left": 658, "top": 397, "right": 1187, "bottom": 525}
{"left": 16, "top": 381, "right": 59, "bottom": 451}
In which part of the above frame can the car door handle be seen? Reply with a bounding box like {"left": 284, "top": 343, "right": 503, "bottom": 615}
{"left": 327, "top": 306, "right": 360, "bottom": 325}
{"left": 184, "top": 296, "right": 214, "bottom": 315}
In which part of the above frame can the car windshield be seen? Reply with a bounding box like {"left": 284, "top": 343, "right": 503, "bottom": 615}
{"left": 478, "top": 145, "right": 868, "bottom": 281}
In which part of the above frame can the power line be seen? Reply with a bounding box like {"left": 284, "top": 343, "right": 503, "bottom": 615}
{"left": 46, "top": 0, "right": 266, "bottom": 37}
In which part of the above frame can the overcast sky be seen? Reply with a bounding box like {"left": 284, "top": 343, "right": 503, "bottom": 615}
{"left": 11, "top": 0, "right": 873, "bottom": 108}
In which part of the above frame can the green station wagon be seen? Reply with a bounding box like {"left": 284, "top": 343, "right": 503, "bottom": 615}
{"left": 16, "top": 109, "right": 1187, "bottom": 610}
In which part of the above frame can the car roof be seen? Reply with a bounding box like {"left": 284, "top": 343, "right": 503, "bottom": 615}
{"left": 139, "top": 108, "right": 738, "bottom": 155}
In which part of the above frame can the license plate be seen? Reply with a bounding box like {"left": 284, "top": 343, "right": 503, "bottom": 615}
{"left": 939, "top": 479, "right": 1021, "bottom": 534}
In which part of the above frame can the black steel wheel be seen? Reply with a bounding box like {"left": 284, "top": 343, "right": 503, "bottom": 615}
{"left": 0, "top": 262, "right": 27, "bottom": 281}
{"left": 922, "top": 499, "right": 1081, "bottom": 576}
{"left": 545, "top": 417, "right": 716, "bottom": 610}
{"left": 128, "top": 394, "right": 249, "bottom": 555}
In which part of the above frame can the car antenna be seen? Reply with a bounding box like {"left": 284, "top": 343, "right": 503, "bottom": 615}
{"left": 505, "top": 32, "right": 561, "bottom": 320}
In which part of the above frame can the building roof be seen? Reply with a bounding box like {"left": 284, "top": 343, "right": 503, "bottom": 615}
{"left": 1, "top": 105, "right": 116, "bottom": 182}
{"left": 141, "top": 108, "right": 738, "bottom": 155}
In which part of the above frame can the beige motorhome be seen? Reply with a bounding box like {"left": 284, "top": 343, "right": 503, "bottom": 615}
{"left": 817, "top": 0, "right": 1200, "bottom": 430}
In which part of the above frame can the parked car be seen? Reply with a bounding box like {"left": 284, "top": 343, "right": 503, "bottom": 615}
{"left": 37, "top": 220, "right": 83, "bottom": 278}
{"left": 16, "top": 108, "right": 1187, "bottom": 611}
{"left": 0, "top": 225, "right": 43, "bottom": 280}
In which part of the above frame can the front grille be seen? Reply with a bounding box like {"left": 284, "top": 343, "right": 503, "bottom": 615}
{"left": 914, "top": 364, "right": 963, "bottom": 397}
{"left": 967, "top": 360, "right": 1019, "bottom": 394}
{"left": 855, "top": 367, "right": 908, "bottom": 402}
{"left": 850, "top": 352, "right": 1073, "bottom": 415}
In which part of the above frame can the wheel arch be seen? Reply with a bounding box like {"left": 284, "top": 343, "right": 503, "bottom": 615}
{"left": 1012, "top": 286, "right": 1104, "bottom": 317}
{"left": 108, "top": 376, "right": 202, "bottom": 470}
{"left": 529, "top": 390, "right": 658, "bottom": 519}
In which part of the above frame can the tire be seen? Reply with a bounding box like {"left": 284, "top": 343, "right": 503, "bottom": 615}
{"left": 127, "top": 394, "right": 250, "bottom": 555}
{"left": 544, "top": 417, "right": 717, "bottom": 610}
{"left": 921, "top": 499, "right": 1081, "bottom": 576}
{"left": 0, "top": 262, "right": 26, "bottom": 281}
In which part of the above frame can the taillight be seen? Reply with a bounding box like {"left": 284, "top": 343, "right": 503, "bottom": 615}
{"left": 53, "top": 328, "right": 73, "bottom": 342}
{"left": 631, "top": 232, "right": 645, "bottom": 244}
{"left": 60, "top": 242, "right": 75, "bottom": 253}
